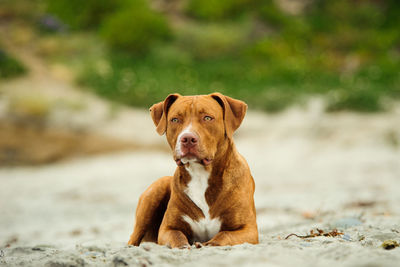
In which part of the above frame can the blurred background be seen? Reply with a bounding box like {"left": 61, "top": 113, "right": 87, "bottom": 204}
{"left": 1, "top": 1, "right": 400, "bottom": 263}
{"left": 0, "top": 0, "right": 399, "bottom": 165}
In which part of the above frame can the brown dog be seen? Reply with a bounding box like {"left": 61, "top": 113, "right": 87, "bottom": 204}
{"left": 128, "top": 93, "right": 258, "bottom": 248}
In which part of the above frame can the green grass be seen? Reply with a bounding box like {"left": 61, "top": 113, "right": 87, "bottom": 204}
{"left": 0, "top": 49, "right": 26, "bottom": 79}
{"left": 77, "top": 49, "right": 400, "bottom": 112}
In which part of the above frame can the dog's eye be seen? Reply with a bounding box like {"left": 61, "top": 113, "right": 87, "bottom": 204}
{"left": 171, "top": 118, "right": 179, "bottom": 123}
{"left": 204, "top": 116, "right": 213, "bottom": 121}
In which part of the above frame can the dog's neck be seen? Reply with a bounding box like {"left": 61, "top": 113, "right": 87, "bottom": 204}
{"left": 210, "top": 137, "right": 235, "bottom": 175}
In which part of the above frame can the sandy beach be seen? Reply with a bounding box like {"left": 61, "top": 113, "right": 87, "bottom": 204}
{"left": 1, "top": 105, "right": 400, "bottom": 266}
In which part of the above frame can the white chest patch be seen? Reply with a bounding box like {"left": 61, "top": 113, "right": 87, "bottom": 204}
{"left": 182, "top": 161, "right": 221, "bottom": 243}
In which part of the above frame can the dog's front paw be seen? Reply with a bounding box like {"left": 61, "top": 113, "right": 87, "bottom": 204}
{"left": 203, "top": 240, "right": 223, "bottom": 246}
{"left": 178, "top": 244, "right": 191, "bottom": 249}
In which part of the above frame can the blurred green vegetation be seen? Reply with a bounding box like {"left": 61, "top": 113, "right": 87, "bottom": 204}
{"left": 0, "top": 48, "right": 26, "bottom": 79}
{"left": 186, "top": 0, "right": 254, "bottom": 20}
{"left": 100, "top": 0, "right": 171, "bottom": 54}
{"left": 3, "top": 0, "right": 400, "bottom": 112}
{"left": 45, "top": 0, "right": 120, "bottom": 30}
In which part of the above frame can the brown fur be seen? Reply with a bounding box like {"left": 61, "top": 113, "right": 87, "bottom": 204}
{"left": 128, "top": 93, "right": 258, "bottom": 248}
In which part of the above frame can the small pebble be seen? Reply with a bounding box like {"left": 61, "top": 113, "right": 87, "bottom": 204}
{"left": 381, "top": 240, "right": 399, "bottom": 250}
{"left": 342, "top": 234, "right": 352, "bottom": 241}
{"left": 32, "top": 247, "right": 45, "bottom": 251}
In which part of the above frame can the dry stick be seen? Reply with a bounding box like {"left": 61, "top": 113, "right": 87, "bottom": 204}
{"left": 285, "top": 229, "right": 343, "bottom": 240}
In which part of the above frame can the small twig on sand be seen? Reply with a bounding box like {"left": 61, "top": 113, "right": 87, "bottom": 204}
{"left": 285, "top": 229, "right": 344, "bottom": 240}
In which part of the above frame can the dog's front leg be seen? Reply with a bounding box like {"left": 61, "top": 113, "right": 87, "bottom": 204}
{"left": 158, "top": 229, "right": 190, "bottom": 248}
{"left": 204, "top": 227, "right": 258, "bottom": 246}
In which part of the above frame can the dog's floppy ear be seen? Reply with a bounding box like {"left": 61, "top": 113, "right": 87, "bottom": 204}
{"left": 210, "top": 92, "right": 247, "bottom": 138}
{"left": 150, "top": 93, "right": 180, "bottom": 135}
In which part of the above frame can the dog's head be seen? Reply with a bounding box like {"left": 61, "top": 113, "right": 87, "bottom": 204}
{"left": 150, "top": 93, "right": 247, "bottom": 166}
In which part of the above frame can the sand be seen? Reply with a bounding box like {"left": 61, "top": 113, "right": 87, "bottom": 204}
{"left": 1, "top": 107, "right": 400, "bottom": 266}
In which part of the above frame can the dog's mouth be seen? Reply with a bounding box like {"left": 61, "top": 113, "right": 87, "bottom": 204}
{"left": 175, "top": 146, "right": 213, "bottom": 166}
{"left": 175, "top": 157, "right": 213, "bottom": 166}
